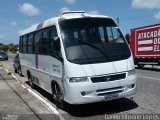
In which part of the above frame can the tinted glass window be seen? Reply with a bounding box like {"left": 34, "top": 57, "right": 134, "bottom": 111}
{"left": 19, "top": 26, "right": 60, "bottom": 56}
{"left": 28, "top": 34, "right": 34, "bottom": 53}
{"left": 19, "top": 37, "right": 23, "bottom": 53}
{"left": 59, "top": 18, "right": 131, "bottom": 64}
{"left": 34, "top": 31, "right": 41, "bottom": 54}
{"left": 41, "top": 30, "right": 49, "bottom": 54}
{"left": 50, "top": 27, "right": 58, "bottom": 53}
{"left": 23, "top": 35, "right": 28, "bottom": 53}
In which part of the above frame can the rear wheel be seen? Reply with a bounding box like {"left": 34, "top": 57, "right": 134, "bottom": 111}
{"left": 28, "top": 72, "right": 35, "bottom": 89}
{"left": 52, "top": 83, "right": 66, "bottom": 109}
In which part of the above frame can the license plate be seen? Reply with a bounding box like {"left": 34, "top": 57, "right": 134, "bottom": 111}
{"left": 104, "top": 93, "right": 118, "bottom": 101}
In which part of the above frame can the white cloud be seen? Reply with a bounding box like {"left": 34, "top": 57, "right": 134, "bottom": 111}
{"left": 132, "top": 0, "right": 160, "bottom": 9}
{"left": 59, "top": 7, "right": 70, "bottom": 14}
{"left": 65, "top": 0, "right": 77, "bottom": 4}
{"left": 11, "top": 21, "right": 17, "bottom": 27}
{"left": 19, "top": 3, "right": 40, "bottom": 16}
{"left": 0, "top": 34, "right": 5, "bottom": 39}
{"left": 88, "top": 10, "right": 99, "bottom": 15}
{"left": 154, "top": 11, "right": 160, "bottom": 19}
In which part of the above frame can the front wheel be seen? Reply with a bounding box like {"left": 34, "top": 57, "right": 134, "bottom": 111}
{"left": 52, "top": 83, "right": 66, "bottom": 109}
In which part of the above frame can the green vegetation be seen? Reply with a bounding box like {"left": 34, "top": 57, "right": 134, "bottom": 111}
{"left": 0, "top": 43, "right": 18, "bottom": 53}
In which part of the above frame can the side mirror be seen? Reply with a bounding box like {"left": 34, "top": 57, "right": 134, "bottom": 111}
{"left": 125, "top": 34, "right": 130, "bottom": 44}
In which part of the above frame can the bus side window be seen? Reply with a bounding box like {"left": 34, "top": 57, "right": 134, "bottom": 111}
{"left": 34, "top": 31, "right": 41, "bottom": 54}
{"left": 50, "top": 27, "right": 58, "bottom": 54}
{"left": 28, "top": 34, "right": 33, "bottom": 53}
{"left": 42, "top": 30, "right": 49, "bottom": 55}
{"left": 23, "top": 35, "right": 28, "bottom": 53}
{"left": 19, "top": 37, "right": 23, "bottom": 53}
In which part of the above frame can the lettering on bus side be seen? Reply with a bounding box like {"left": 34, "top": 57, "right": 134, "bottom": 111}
{"left": 52, "top": 64, "right": 60, "bottom": 73}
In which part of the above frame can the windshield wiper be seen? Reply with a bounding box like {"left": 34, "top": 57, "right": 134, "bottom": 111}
{"left": 77, "top": 39, "right": 110, "bottom": 61}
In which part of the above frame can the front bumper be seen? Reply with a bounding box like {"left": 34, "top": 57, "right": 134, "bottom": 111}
{"left": 63, "top": 74, "right": 137, "bottom": 104}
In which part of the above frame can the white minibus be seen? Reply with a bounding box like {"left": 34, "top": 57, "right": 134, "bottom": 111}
{"left": 19, "top": 11, "right": 137, "bottom": 108}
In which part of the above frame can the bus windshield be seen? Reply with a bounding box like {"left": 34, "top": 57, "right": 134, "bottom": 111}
{"left": 59, "top": 18, "right": 131, "bottom": 64}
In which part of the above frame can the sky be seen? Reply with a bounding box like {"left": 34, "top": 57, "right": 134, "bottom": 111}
{"left": 0, "top": 0, "right": 160, "bottom": 44}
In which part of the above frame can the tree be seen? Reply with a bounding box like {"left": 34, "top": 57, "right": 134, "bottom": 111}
{"left": 0, "top": 44, "right": 18, "bottom": 53}
{"left": 8, "top": 44, "right": 18, "bottom": 53}
{"left": 0, "top": 45, "right": 8, "bottom": 52}
{"left": 0, "top": 43, "right": 4, "bottom": 46}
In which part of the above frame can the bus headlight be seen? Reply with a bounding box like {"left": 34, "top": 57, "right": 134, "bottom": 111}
{"left": 69, "top": 77, "right": 89, "bottom": 82}
{"left": 128, "top": 69, "right": 136, "bottom": 76}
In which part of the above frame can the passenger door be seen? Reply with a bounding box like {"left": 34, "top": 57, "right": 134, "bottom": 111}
{"left": 41, "top": 26, "right": 63, "bottom": 94}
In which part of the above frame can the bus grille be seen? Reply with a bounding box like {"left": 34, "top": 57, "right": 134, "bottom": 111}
{"left": 96, "top": 86, "right": 125, "bottom": 96}
{"left": 91, "top": 73, "right": 126, "bottom": 83}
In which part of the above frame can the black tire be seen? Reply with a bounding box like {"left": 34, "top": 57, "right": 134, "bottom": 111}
{"left": 28, "top": 73, "right": 35, "bottom": 89}
{"left": 52, "top": 83, "right": 66, "bottom": 109}
{"left": 137, "top": 64, "right": 144, "bottom": 69}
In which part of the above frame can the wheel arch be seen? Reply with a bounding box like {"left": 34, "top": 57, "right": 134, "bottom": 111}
{"left": 51, "top": 80, "right": 64, "bottom": 97}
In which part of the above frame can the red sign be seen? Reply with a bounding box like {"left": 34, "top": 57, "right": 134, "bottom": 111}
{"left": 134, "top": 25, "right": 160, "bottom": 57}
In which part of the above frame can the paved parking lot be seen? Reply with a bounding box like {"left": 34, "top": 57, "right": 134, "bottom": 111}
{"left": 59, "top": 68, "right": 160, "bottom": 120}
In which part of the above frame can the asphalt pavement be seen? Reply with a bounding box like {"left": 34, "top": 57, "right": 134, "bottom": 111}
{"left": 0, "top": 53, "right": 160, "bottom": 120}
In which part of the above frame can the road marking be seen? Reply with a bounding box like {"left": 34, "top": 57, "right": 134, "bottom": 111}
{"left": 5, "top": 68, "right": 9, "bottom": 72}
{"left": 138, "top": 75, "right": 160, "bottom": 81}
{"left": 21, "top": 84, "right": 26, "bottom": 88}
{"left": 12, "top": 74, "right": 21, "bottom": 84}
{"left": 27, "top": 88, "right": 65, "bottom": 120}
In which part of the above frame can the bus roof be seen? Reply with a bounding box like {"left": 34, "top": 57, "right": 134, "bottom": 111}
{"left": 20, "top": 11, "right": 111, "bottom": 36}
